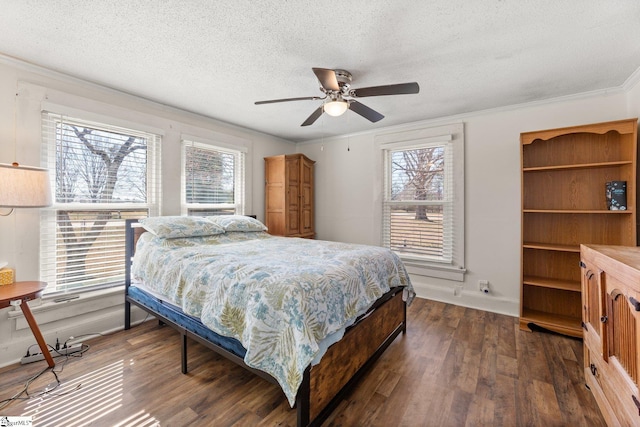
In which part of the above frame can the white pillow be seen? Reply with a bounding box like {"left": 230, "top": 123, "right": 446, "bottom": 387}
{"left": 140, "top": 216, "right": 225, "bottom": 238}
{"left": 209, "top": 215, "right": 268, "bottom": 232}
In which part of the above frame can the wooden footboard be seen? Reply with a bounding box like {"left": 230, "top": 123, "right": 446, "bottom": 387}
{"left": 298, "top": 289, "right": 406, "bottom": 426}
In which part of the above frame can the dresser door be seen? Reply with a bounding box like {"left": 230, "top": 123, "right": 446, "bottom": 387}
{"left": 581, "top": 259, "right": 605, "bottom": 356}
{"left": 600, "top": 270, "right": 640, "bottom": 425}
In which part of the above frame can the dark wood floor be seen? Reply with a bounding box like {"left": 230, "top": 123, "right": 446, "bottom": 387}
{"left": 1, "top": 298, "right": 606, "bottom": 426}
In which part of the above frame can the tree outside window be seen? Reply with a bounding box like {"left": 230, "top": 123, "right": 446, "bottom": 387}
{"left": 384, "top": 144, "right": 450, "bottom": 261}
{"left": 41, "top": 113, "right": 160, "bottom": 293}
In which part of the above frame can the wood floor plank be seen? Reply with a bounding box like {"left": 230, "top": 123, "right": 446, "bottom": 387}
{"left": 531, "top": 379, "right": 563, "bottom": 424}
{"left": 492, "top": 373, "right": 517, "bottom": 426}
{"left": 0, "top": 298, "right": 607, "bottom": 426}
{"left": 497, "top": 312, "right": 518, "bottom": 359}
{"left": 465, "top": 394, "right": 495, "bottom": 427}
{"left": 515, "top": 378, "right": 543, "bottom": 427}
{"left": 477, "top": 314, "right": 499, "bottom": 393}
{"left": 395, "top": 355, "right": 443, "bottom": 425}
{"left": 496, "top": 353, "right": 518, "bottom": 378}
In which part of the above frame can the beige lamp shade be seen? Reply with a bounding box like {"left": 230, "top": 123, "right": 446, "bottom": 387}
{"left": 0, "top": 162, "right": 52, "bottom": 208}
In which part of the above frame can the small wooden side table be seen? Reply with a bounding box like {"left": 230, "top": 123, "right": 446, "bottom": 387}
{"left": 0, "top": 281, "right": 54, "bottom": 368}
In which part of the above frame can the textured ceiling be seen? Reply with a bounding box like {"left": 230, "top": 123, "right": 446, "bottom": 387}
{"left": 1, "top": 1, "right": 639, "bottom": 142}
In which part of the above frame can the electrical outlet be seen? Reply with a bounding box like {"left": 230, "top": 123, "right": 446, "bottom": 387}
{"left": 21, "top": 343, "right": 83, "bottom": 364}
{"left": 21, "top": 352, "right": 46, "bottom": 364}
{"left": 478, "top": 280, "right": 490, "bottom": 293}
{"left": 454, "top": 284, "right": 463, "bottom": 297}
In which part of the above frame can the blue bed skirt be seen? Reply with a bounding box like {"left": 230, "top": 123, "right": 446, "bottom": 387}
{"left": 128, "top": 285, "right": 247, "bottom": 358}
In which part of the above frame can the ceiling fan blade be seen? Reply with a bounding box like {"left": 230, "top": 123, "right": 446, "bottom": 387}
{"left": 301, "top": 106, "right": 324, "bottom": 126}
{"left": 349, "top": 101, "right": 384, "bottom": 122}
{"left": 255, "top": 96, "right": 323, "bottom": 105}
{"left": 350, "top": 82, "right": 420, "bottom": 97}
{"left": 312, "top": 68, "right": 340, "bottom": 92}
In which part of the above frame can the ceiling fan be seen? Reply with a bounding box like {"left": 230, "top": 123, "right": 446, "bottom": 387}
{"left": 255, "top": 68, "right": 420, "bottom": 126}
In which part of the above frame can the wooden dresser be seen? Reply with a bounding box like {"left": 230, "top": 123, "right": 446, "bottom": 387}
{"left": 580, "top": 244, "right": 640, "bottom": 426}
{"left": 264, "top": 153, "right": 315, "bottom": 238}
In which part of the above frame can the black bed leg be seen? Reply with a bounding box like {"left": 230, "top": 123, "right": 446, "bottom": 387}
{"left": 124, "top": 300, "right": 131, "bottom": 330}
{"left": 181, "top": 334, "right": 188, "bottom": 374}
{"left": 402, "top": 302, "right": 407, "bottom": 334}
{"left": 296, "top": 366, "right": 311, "bottom": 427}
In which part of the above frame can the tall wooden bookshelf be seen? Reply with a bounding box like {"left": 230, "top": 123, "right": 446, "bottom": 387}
{"left": 520, "top": 118, "right": 638, "bottom": 337}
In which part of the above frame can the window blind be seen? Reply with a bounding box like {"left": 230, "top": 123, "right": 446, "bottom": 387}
{"left": 382, "top": 139, "right": 454, "bottom": 263}
{"left": 40, "top": 111, "right": 161, "bottom": 294}
{"left": 181, "top": 139, "right": 245, "bottom": 216}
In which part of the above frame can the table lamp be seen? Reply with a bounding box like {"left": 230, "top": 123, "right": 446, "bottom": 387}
{"left": 0, "top": 162, "right": 52, "bottom": 216}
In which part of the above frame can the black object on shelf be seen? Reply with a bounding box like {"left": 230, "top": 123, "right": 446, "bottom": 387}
{"left": 606, "top": 181, "right": 627, "bottom": 210}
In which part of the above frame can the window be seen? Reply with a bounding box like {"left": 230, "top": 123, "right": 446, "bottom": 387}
{"left": 379, "top": 124, "right": 464, "bottom": 280}
{"left": 181, "top": 139, "right": 246, "bottom": 216}
{"left": 40, "top": 111, "right": 161, "bottom": 294}
{"left": 384, "top": 144, "right": 449, "bottom": 259}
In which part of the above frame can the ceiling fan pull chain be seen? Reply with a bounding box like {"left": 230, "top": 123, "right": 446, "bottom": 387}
{"left": 347, "top": 110, "right": 351, "bottom": 152}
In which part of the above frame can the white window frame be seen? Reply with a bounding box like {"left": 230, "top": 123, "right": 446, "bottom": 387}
{"left": 181, "top": 137, "right": 247, "bottom": 216}
{"left": 40, "top": 109, "right": 162, "bottom": 295}
{"left": 377, "top": 123, "right": 465, "bottom": 281}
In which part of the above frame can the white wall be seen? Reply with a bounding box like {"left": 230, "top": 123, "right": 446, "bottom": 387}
{"left": 297, "top": 89, "right": 632, "bottom": 317}
{"left": 0, "top": 58, "right": 294, "bottom": 367}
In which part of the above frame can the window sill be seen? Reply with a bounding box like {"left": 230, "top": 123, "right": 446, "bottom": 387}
{"left": 402, "top": 260, "right": 466, "bottom": 282}
{"left": 7, "top": 285, "right": 125, "bottom": 330}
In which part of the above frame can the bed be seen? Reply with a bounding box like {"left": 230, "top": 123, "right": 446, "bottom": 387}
{"left": 124, "top": 215, "right": 414, "bottom": 427}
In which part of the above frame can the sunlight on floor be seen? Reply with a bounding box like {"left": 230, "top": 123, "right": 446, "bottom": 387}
{"left": 21, "top": 360, "right": 159, "bottom": 426}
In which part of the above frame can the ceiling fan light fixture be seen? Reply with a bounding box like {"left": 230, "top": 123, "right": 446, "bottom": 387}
{"left": 323, "top": 99, "right": 348, "bottom": 117}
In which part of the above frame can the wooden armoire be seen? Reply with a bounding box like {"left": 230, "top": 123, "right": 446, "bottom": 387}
{"left": 264, "top": 154, "right": 315, "bottom": 238}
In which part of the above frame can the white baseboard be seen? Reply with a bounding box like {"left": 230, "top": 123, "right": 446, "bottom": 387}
{"left": 412, "top": 281, "right": 519, "bottom": 318}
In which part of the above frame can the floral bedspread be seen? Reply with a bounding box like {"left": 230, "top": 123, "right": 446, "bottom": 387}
{"left": 131, "top": 231, "right": 414, "bottom": 406}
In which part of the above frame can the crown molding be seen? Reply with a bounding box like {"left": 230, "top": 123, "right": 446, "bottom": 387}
{"left": 0, "top": 53, "right": 294, "bottom": 144}
{"left": 622, "top": 65, "right": 640, "bottom": 91}
{"left": 297, "top": 85, "right": 627, "bottom": 145}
